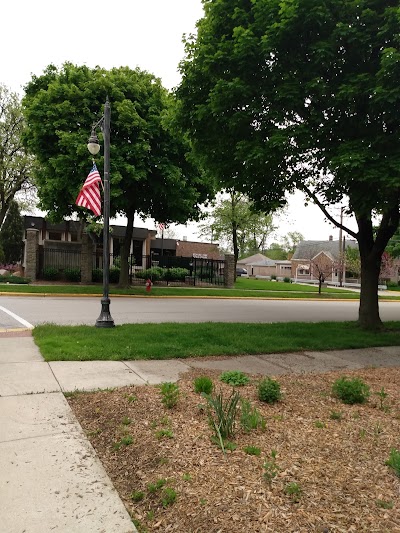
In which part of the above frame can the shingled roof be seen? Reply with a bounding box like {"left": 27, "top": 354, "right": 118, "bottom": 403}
{"left": 292, "top": 239, "right": 358, "bottom": 261}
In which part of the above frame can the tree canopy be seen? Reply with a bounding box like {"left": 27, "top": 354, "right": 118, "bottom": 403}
{"left": 0, "top": 200, "right": 23, "bottom": 264}
{"left": 23, "top": 63, "right": 214, "bottom": 285}
{"left": 0, "top": 84, "right": 32, "bottom": 229}
{"left": 177, "top": 0, "right": 400, "bottom": 328}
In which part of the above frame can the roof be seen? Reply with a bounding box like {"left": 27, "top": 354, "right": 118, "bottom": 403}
{"left": 237, "top": 253, "right": 273, "bottom": 265}
{"left": 248, "top": 258, "right": 277, "bottom": 267}
{"left": 292, "top": 240, "right": 358, "bottom": 261}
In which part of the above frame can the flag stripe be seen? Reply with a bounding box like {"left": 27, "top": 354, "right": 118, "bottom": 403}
{"left": 75, "top": 164, "right": 102, "bottom": 217}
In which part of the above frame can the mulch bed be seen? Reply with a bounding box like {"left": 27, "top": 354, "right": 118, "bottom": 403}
{"left": 67, "top": 367, "right": 400, "bottom": 532}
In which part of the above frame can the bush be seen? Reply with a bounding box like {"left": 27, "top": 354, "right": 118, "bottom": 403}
{"left": 270, "top": 274, "right": 277, "bottom": 280}
{"left": 0, "top": 275, "right": 30, "bottom": 284}
{"left": 194, "top": 376, "right": 213, "bottom": 395}
{"left": 283, "top": 277, "right": 291, "bottom": 283}
{"left": 220, "top": 370, "right": 250, "bottom": 387}
{"left": 92, "top": 268, "right": 103, "bottom": 282}
{"left": 109, "top": 267, "right": 120, "bottom": 283}
{"left": 42, "top": 266, "right": 60, "bottom": 281}
{"left": 163, "top": 267, "right": 190, "bottom": 281}
{"left": 136, "top": 267, "right": 164, "bottom": 281}
{"left": 332, "top": 377, "right": 370, "bottom": 404}
{"left": 258, "top": 377, "right": 281, "bottom": 404}
{"left": 64, "top": 267, "right": 81, "bottom": 282}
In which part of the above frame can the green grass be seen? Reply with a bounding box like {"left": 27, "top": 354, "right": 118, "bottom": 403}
{"left": 32, "top": 321, "right": 400, "bottom": 361}
{"left": 1, "top": 279, "right": 399, "bottom": 299}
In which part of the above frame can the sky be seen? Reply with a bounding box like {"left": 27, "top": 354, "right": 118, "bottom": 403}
{"left": 2, "top": 0, "right": 357, "bottom": 245}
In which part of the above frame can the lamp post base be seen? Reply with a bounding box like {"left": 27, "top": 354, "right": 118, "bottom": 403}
{"left": 95, "top": 298, "right": 115, "bottom": 328}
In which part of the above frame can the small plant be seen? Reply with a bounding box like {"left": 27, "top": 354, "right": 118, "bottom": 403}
{"left": 158, "top": 457, "right": 169, "bottom": 465}
{"left": 314, "top": 420, "right": 325, "bottom": 429}
{"left": 329, "top": 410, "right": 342, "bottom": 420}
{"left": 161, "top": 487, "right": 177, "bottom": 507}
{"left": 155, "top": 429, "right": 174, "bottom": 439}
{"left": 130, "top": 490, "right": 145, "bottom": 502}
{"left": 359, "top": 428, "right": 367, "bottom": 439}
{"left": 64, "top": 267, "right": 81, "bottom": 282}
{"left": 283, "top": 276, "right": 291, "bottom": 283}
{"left": 42, "top": 266, "right": 60, "bottom": 281}
{"left": 240, "top": 398, "right": 266, "bottom": 432}
{"left": 258, "top": 377, "right": 281, "bottom": 404}
{"left": 203, "top": 389, "right": 240, "bottom": 451}
{"left": 210, "top": 437, "right": 237, "bottom": 451}
{"left": 86, "top": 428, "right": 102, "bottom": 437}
{"left": 127, "top": 394, "right": 137, "bottom": 403}
{"left": 182, "top": 473, "right": 192, "bottom": 481}
{"left": 375, "top": 387, "right": 389, "bottom": 411}
{"left": 121, "top": 416, "right": 131, "bottom": 425}
{"left": 263, "top": 449, "right": 279, "bottom": 484}
{"left": 284, "top": 482, "right": 302, "bottom": 502}
{"left": 159, "top": 382, "right": 180, "bottom": 409}
{"left": 244, "top": 445, "right": 261, "bottom": 456}
{"left": 376, "top": 499, "right": 394, "bottom": 509}
{"left": 220, "top": 370, "right": 250, "bottom": 387}
{"left": 194, "top": 376, "right": 213, "bottom": 395}
{"left": 147, "top": 478, "right": 167, "bottom": 493}
{"left": 386, "top": 449, "right": 400, "bottom": 478}
{"left": 332, "top": 377, "right": 370, "bottom": 404}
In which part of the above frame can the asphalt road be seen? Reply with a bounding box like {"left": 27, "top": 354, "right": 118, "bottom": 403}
{"left": 0, "top": 296, "right": 399, "bottom": 329}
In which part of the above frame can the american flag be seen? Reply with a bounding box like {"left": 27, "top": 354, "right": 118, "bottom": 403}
{"left": 158, "top": 222, "right": 165, "bottom": 232}
{"left": 75, "top": 164, "right": 102, "bottom": 217}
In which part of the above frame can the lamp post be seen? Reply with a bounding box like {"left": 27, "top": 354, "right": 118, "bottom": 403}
{"left": 87, "top": 98, "right": 115, "bottom": 328}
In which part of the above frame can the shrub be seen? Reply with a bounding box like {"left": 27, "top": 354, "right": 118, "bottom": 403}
{"left": 0, "top": 275, "right": 30, "bottom": 284}
{"left": 64, "top": 267, "right": 81, "bottom": 282}
{"left": 42, "top": 266, "right": 60, "bottom": 281}
{"left": 194, "top": 376, "right": 213, "bottom": 395}
{"left": 136, "top": 267, "right": 164, "bottom": 281}
{"left": 240, "top": 398, "right": 266, "bottom": 432}
{"left": 159, "top": 382, "right": 180, "bottom": 409}
{"left": 109, "top": 267, "right": 120, "bottom": 283}
{"left": 386, "top": 448, "right": 400, "bottom": 478}
{"left": 92, "top": 268, "right": 103, "bottom": 282}
{"left": 332, "top": 377, "right": 370, "bottom": 404}
{"left": 258, "top": 377, "right": 281, "bottom": 404}
{"left": 270, "top": 274, "right": 277, "bottom": 280}
{"left": 283, "top": 277, "right": 291, "bottom": 283}
{"left": 163, "top": 267, "right": 190, "bottom": 282}
{"left": 220, "top": 370, "right": 250, "bottom": 387}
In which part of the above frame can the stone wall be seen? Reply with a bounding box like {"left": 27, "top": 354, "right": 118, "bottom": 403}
{"left": 224, "top": 254, "right": 235, "bottom": 288}
{"left": 24, "top": 229, "right": 39, "bottom": 281}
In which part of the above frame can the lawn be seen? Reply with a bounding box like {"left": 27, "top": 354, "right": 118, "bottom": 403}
{"left": 33, "top": 321, "right": 400, "bottom": 361}
{"left": 68, "top": 366, "right": 400, "bottom": 532}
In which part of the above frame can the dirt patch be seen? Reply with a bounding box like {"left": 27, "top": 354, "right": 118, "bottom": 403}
{"left": 67, "top": 367, "right": 400, "bottom": 532}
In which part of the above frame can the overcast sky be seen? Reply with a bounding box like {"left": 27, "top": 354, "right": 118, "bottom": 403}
{"left": 2, "top": 0, "right": 356, "bottom": 244}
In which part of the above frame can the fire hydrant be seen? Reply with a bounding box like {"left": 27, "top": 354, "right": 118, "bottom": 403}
{"left": 145, "top": 278, "right": 152, "bottom": 293}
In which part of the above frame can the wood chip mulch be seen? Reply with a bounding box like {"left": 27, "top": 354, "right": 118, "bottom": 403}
{"left": 67, "top": 367, "right": 400, "bottom": 532}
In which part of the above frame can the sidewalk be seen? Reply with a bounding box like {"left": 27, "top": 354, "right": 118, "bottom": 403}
{"left": 1, "top": 333, "right": 399, "bottom": 532}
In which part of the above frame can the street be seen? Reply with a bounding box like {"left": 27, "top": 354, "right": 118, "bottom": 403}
{"left": 0, "top": 296, "right": 399, "bottom": 329}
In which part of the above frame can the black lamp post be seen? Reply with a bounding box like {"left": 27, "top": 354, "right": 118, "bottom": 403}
{"left": 87, "top": 98, "right": 115, "bottom": 328}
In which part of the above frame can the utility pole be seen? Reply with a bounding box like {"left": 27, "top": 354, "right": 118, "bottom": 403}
{"left": 338, "top": 207, "right": 344, "bottom": 287}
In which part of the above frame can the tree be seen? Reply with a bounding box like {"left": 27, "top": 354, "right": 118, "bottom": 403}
{"left": 23, "top": 63, "right": 214, "bottom": 286}
{"left": 0, "top": 84, "right": 32, "bottom": 229}
{"left": 386, "top": 227, "right": 400, "bottom": 258}
{"left": 177, "top": 0, "right": 400, "bottom": 329}
{"left": 198, "top": 191, "right": 276, "bottom": 261}
{"left": 0, "top": 200, "right": 23, "bottom": 264}
{"left": 281, "top": 232, "right": 304, "bottom": 257}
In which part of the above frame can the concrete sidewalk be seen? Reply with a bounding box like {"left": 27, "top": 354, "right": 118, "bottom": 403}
{"left": 1, "top": 333, "right": 399, "bottom": 532}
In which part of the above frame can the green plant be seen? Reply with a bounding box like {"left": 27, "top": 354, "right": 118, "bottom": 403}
{"left": 194, "top": 376, "right": 213, "bottom": 395}
{"left": 375, "top": 387, "right": 389, "bottom": 410}
{"left": 109, "top": 266, "right": 120, "bottom": 283}
{"left": 220, "top": 370, "right": 250, "bottom": 387}
{"left": 270, "top": 275, "right": 277, "bottom": 280}
{"left": 243, "top": 445, "right": 261, "bottom": 456}
{"left": 359, "top": 428, "right": 367, "bottom": 439}
{"left": 204, "top": 390, "right": 240, "bottom": 442}
{"left": 121, "top": 416, "right": 131, "bottom": 425}
{"left": 283, "top": 276, "right": 291, "bottom": 283}
{"left": 159, "top": 382, "right": 180, "bottom": 409}
{"left": 314, "top": 420, "right": 325, "bottom": 429}
{"left": 113, "top": 434, "right": 133, "bottom": 450}
{"left": 332, "top": 377, "right": 370, "bottom": 404}
{"left": 130, "top": 490, "right": 145, "bottom": 502}
{"left": 284, "top": 482, "right": 302, "bottom": 502}
{"left": 386, "top": 449, "right": 400, "bottom": 477}
{"left": 147, "top": 478, "right": 167, "bottom": 493}
{"left": 158, "top": 457, "right": 169, "bottom": 465}
{"left": 240, "top": 398, "right": 266, "bottom": 432}
{"left": 376, "top": 499, "right": 394, "bottom": 509}
{"left": 263, "top": 450, "right": 279, "bottom": 484}
{"left": 64, "top": 267, "right": 81, "bottom": 282}
{"left": 92, "top": 268, "right": 103, "bottom": 282}
{"left": 329, "top": 410, "right": 342, "bottom": 420}
{"left": 42, "top": 266, "right": 60, "bottom": 281}
{"left": 127, "top": 395, "right": 137, "bottom": 403}
{"left": 258, "top": 377, "right": 281, "bottom": 404}
{"left": 155, "top": 429, "right": 174, "bottom": 439}
{"left": 161, "top": 487, "right": 177, "bottom": 507}
{"left": 182, "top": 473, "right": 192, "bottom": 481}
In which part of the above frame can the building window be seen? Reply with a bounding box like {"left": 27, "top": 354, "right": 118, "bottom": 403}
{"left": 299, "top": 269, "right": 310, "bottom": 275}
{"left": 48, "top": 231, "right": 62, "bottom": 241}
{"left": 70, "top": 233, "right": 78, "bottom": 242}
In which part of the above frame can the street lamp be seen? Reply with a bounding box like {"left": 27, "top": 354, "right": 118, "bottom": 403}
{"left": 87, "top": 98, "right": 115, "bottom": 328}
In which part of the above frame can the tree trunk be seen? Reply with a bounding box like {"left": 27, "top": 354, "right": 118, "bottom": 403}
{"left": 358, "top": 247, "right": 382, "bottom": 330}
{"left": 118, "top": 211, "right": 135, "bottom": 288}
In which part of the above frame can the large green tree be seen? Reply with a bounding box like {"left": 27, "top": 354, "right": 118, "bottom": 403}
{"left": 0, "top": 200, "right": 23, "bottom": 264}
{"left": 23, "top": 63, "right": 214, "bottom": 286}
{"left": 0, "top": 84, "right": 32, "bottom": 229}
{"left": 177, "top": 0, "right": 400, "bottom": 329}
{"left": 198, "top": 191, "right": 276, "bottom": 260}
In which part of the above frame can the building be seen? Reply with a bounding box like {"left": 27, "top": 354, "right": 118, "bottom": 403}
{"left": 237, "top": 253, "right": 292, "bottom": 278}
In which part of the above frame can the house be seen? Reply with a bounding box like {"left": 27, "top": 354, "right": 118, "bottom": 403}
{"left": 291, "top": 238, "right": 358, "bottom": 283}
{"left": 237, "top": 253, "right": 292, "bottom": 278}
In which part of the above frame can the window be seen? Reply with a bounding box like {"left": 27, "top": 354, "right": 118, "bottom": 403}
{"left": 48, "top": 231, "right": 62, "bottom": 241}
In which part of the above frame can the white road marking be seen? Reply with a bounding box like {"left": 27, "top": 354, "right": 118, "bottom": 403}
{"left": 0, "top": 305, "right": 34, "bottom": 329}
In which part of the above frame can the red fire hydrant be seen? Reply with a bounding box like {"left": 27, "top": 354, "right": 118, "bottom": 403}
{"left": 145, "top": 279, "right": 152, "bottom": 293}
